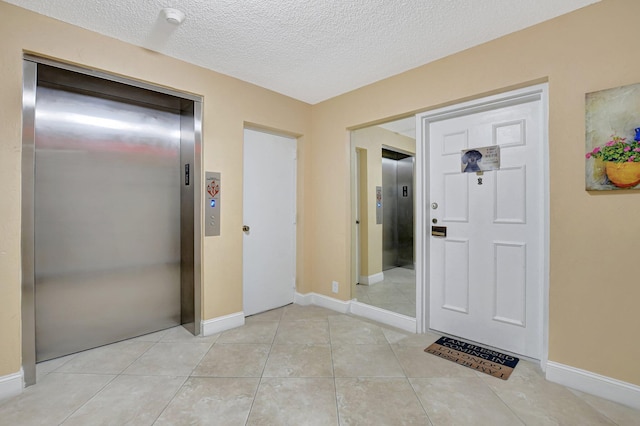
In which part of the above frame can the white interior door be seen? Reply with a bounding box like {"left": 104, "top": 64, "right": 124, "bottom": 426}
{"left": 423, "top": 86, "right": 546, "bottom": 359}
{"left": 243, "top": 128, "right": 296, "bottom": 316}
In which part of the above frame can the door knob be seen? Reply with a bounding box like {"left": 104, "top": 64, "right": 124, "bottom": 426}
{"left": 242, "top": 225, "right": 250, "bottom": 232}
{"left": 431, "top": 202, "right": 438, "bottom": 210}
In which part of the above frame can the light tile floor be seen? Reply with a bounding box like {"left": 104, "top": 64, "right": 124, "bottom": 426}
{"left": 1, "top": 304, "right": 639, "bottom": 425}
{"left": 356, "top": 267, "right": 416, "bottom": 317}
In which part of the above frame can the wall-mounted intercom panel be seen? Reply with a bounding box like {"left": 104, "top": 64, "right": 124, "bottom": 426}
{"left": 205, "top": 171, "right": 221, "bottom": 236}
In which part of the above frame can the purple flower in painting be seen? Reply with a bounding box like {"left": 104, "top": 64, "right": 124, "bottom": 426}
{"left": 628, "top": 156, "right": 636, "bottom": 162}
{"left": 624, "top": 145, "right": 631, "bottom": 152}
{"left": 585, "top": 152, "right": 592, "bottom": 159}
{"left": 634, "top": 147, "right": 640, "bottom": 152}
{"left": 606, "top": 140, "right": 616, "bottom": 146}
{"left": 593, "top": 146, "right": 601, "bottom": 154}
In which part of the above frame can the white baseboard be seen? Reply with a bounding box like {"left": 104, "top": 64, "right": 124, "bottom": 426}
{"left": 294, "top": 292, "right": 350, "bottom": 314}
{"left": 201, "top": 311, "right": 245, "bottom": 337}
{"left": 293, "top": 292, "right": 313, "bottom": 306}
{"left": 0, "top": 370, "right": 23, "bottom": 402}
{"left": 546, "top": 361, "right": 640, "bottom": 410}
{"left": 295, "top": 292, "right": 417, "bottom": 334}
{"left": 350, "top": 301, "right": 416, "bottom": 333}
{"left": 359, "top": 272, "right": 384, "bottom": 285}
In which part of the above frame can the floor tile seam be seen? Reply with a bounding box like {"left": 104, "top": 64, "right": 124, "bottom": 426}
{"left": 118, "top": 371, "right": 192, "bottom": 378}
{"left": 333, "top": 373, "right": 407, "bottom": 378}
{"left": 327, "top": 317, "right": 342, "bottom": 425}
{"left": 388, "top": 342, "right": 412, "bottom": 380}
{"left": 114, "top": 339, "right": 212, "bottom": 376}
{"left": 565, "top": 395, "right": 625, "bottom": 425}
{"left": 40, "top": 353, "right": 78, "bottom": 374}
{"left": 179, "top": 343, "right": 212, "bottom": 381}
{"left": 111, "top": 339, "right": 159, "bottom": 376}
{"left": 186, "top": 373, "right": 336, "bottom": 379}
{"left": 56, "top": 371, "right": 120, "bottom": 425}
{"left": 45, "top": 339, "right": 155, "bottom": 376}
{"left": 269, "top": 343, "right": 332, "bottom": 347}
{"left": 189, "top": 373, "right": 262, "bottom": 379}
{"left": 328, "top": 322, "right": 341, "bottom": 426}
{"left": 213, "top": 342, "right": 274, "bottom": 345}
{"left": 405, "top": 377, "right": 435, "bottom": 426}
{"left": 246, "top": 368, "right": 267, "bottom": 425}
{"left": 261, "top": 374, "right": 336, "bottom": 379}
{"left": 572, "top": 395, "right": 624, "bottom": 426}
{"left": 256, "top": 316, "right": 280, "bottom": 381}
{"left": 46, "top": 371, "right": 120, "bottom": 377}
{"left": 479, "top": 376, "right": 528, "bottom": 425}
{"left": 158, "top": 339, "right": 217, "bottom": 347}
{"left": 146, "top": 375, "right": 189, "bottom": 426}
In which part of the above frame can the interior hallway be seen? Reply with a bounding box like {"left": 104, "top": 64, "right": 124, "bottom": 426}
{"left": 1, "top": 304, "right": 638, "bottom": 425}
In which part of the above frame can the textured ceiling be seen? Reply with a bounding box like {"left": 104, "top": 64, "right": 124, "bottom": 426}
{"left": 6, "top": 0, "right": 599, "bottom": 104}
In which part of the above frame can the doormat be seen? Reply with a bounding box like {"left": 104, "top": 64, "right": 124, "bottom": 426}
{"left": 424, "top": 336, "right": 519, "bottom": 380}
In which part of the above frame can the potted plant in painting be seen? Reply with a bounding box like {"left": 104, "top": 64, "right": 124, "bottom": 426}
{"left": 585, "top": 129, "right": 640, "bottom": 188}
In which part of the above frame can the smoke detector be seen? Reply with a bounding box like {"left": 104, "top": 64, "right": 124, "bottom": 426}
{"left": 162, "top": 8, "right": 185, "bottom": 25}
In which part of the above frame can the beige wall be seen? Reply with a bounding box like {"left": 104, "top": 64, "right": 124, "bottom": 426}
{"left": 0, "top": 2, "right": 311, "bottom": 376}
{"left": 309, "top": 0, "right": 640, "bottom": 386}
{"left": 352, "top": 126, "right": 415, "bottom": 279}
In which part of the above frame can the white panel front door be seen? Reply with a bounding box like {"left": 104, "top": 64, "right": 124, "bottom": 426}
{"left": 422, "top": 87, "right": 546, "bottom": 358}
{"left": 243, "top": 128, "right": 296, "bottom": 316}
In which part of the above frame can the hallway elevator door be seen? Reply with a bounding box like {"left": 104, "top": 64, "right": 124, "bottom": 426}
{"left": 382, "top": 149, "right": 414, "bottom": 271}
{"left": 32, "top": 65, "right": 185, "bottom": 362}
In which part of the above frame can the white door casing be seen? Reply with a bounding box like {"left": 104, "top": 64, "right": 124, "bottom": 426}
{"left": 417, "top": 85, "right": 548, "bottom": 359}
{"left": 242, "top": 128, "right": 297, "bottom": 316}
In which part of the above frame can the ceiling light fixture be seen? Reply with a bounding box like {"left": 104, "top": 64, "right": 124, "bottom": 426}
{"left": 162, "top": 8, "right": 185, "bottom": 25}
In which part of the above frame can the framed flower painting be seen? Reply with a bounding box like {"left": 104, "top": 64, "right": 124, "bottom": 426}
{"left": 585, "top": 82, "right": 640, "bottom": 190}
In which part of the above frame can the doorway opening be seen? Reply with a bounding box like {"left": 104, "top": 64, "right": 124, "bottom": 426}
{"left": 350, "top": 118, "right": 417, "bottom": 328}
{"left": 21, "top": 57, "right": 202, "bottom": 385}
{"left": 416, "top": 84, "right": 549, "bottom": 362}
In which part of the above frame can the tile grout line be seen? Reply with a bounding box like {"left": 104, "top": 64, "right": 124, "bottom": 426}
{"left": 385, "top": 328, "right": 434, "bottom": 425}
{"left": 243, "top": 310, "right": 282, "bottom": 425}
{"left": 478, "top": 372, "right": 529, "bottom": 425}
{"left": 328, "top": 314, "right": 342, "bottom": 426}
{"left": 149, "top": 375, "right": 190, "bottom": 425}
{"left": 145, "top": 327, "right": 217, "bottom": 424}
{"left": 52, "top": 332, "right": 168, "bottom": 424}
{"left": 56, "top": 372, "right": 119, "bottom": 425}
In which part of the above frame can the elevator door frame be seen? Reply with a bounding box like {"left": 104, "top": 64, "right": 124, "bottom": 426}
{"left": 21, "top": 56, "right": 203, "bottom": 386}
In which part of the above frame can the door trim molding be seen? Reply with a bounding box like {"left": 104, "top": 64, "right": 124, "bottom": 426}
{"left": 415, "top": 83, "right": 550, "bottom": 366}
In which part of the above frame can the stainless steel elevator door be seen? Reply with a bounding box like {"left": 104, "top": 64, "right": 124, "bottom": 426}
{"left": 34, "top": 85, "right": 181, "bottom": 361}
{"left": 382, "top": 157, "right": 399, "bottom": 271}
{"left": 396, "top": 156, "right": 414, "bottom": 268}
{"left": 382, "top": 151, "right": 414, "bottom": 271}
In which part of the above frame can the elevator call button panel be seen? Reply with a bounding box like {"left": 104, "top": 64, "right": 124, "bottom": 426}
{"left": 205, "top": 172, "right": 221, "bottom": 236}
{"left": 376, "top": 186, "right": 383, "bottom": 225}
